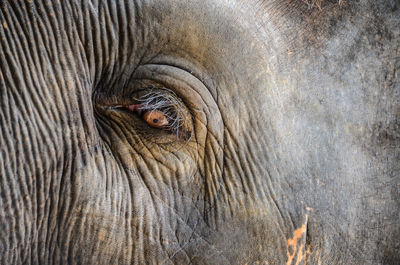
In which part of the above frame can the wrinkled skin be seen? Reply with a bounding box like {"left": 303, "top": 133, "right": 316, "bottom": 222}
{"left": 0, "top": 0, "right": 399, "bottom": 264}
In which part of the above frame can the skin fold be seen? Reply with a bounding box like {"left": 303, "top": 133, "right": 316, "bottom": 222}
{"left": 0, "top": 0, "right": 398, "bottom": 264}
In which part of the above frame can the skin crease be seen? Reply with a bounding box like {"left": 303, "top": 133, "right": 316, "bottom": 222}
{"left": 0, "top": 0, "right": 399, "bottom": 264}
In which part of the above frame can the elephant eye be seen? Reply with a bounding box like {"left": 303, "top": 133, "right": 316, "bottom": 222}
{"left": 114, "top": 87, "right": 192, "bottom": 141}
{"left": 143, "top": 110, "right": 169, "bottom": 128}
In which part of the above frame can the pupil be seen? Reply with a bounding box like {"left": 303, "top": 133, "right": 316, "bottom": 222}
{"left": 153, "top": 119, "right": 159, "bottom": 123}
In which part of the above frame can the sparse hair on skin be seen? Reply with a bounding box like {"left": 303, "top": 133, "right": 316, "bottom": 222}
{"left": 301, "top": 0, "right": 346, "bottom": 10}
{"left": 303, "top": 0, "right": 324, "bottom": 10}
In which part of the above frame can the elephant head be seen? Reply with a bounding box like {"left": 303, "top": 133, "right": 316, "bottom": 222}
{"left": 0, "top": 0, "right": 399, "bottom": 264}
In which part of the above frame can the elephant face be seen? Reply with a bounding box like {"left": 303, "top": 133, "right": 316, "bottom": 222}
{"left": 0, "top": 0, "right": 399, "bottom": 264}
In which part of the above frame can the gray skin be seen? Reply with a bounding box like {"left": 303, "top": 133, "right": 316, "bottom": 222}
{"left": 0, "top": 0, "right": 399, "bottom": 264}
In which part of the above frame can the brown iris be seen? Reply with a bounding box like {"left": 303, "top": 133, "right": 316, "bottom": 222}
{"left": 143, "top": 110, "right": 169, "bottom": 128}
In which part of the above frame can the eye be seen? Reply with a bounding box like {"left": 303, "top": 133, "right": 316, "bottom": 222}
{"left": 143, "top": 110, "right": 169, "bottom": 128}
{"left": 134, "top": 88, "right": 182, "bottom": 131}
{"left": 114, "top": 87, "right": 192, "bottom": 141}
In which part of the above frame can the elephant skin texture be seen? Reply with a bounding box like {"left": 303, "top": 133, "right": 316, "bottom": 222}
{"left": 0, "top": 0, "right": 399, "bottom": 264}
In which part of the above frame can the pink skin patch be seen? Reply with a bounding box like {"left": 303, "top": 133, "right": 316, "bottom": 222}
{"left": 126, "top": 104, "right": 140, "bottom": 111}
{"left": 114, "top": 104, "right": 143, "bottom": 115}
